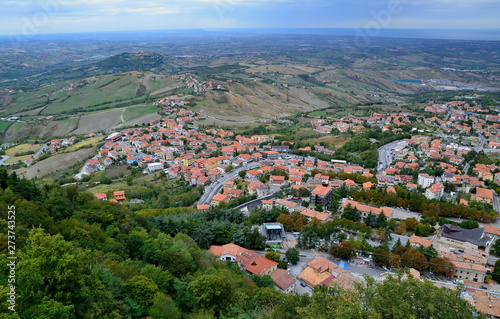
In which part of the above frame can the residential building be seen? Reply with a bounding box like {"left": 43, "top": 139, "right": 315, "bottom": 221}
{"left": 297, "top": 257, "right": 358, "bottom": 290}
{"left": 208, "top": 243, "right": 248, "bottom": 262}
{"left": 476, "top": 187, "right": 493, "bottom": 204}
{"left": 271, "top": 269, "right": 296, "bottom": 294}
{"left": 418, "top": 173, "right": 435, "bottom": 188}
{"left": 436, "top": 224, "right": 494, "bottom": 253}
{"left": 211, "top": 193, "right": 230, "bottom": 206}
{"left": 452, "top": 261, "right": 487, "bottom": 283}
{"left": 309, "top": 185, "right": 333, "bottom": 210}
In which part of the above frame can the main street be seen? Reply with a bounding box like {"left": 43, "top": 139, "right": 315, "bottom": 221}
{"left": 197, "top": 162, "right": 261, "bottom": 205}
{"left": 378, "top": 139, "right": 407, "bottom": 172}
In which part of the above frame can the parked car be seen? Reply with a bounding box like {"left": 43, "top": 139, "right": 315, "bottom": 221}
{"left": 300, "top": 282, "right": 307, "bottom": 287}
{"left": 479, "top": 286, "right": 487, "bottom": 290}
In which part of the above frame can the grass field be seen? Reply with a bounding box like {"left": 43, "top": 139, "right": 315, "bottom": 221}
{"left": 309, "top": 111, "right": 327, "bottom": 117}
{"left": 63, "top": 136, "right": 105, "bottom": 152}
{"left": 123, "top": 105, "right": 159, "bottom": 122}
{"left": 303, "top": 135, "right": 351, "bottom": 148}
{"left": 72, "top": 109, "right": 124, "bottom": 135}
{"left": 15, "top": 147, "right": 97, "bottom": 179}
{"left": 0, "top": 122, "right": 12, "bottom": 133}
{"left": 5, "top": 143, "right": 40, "bottom": 156}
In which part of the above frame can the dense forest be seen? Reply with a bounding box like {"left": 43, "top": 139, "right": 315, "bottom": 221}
{"left": 0, "top": 169, "right": 482, "bottom": 318}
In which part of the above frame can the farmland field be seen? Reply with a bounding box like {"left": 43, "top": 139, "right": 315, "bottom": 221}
{"left": 5, "top": 143, "right": 40, "bottom": 156}
{"left": 72, "top": 109, "right": 124, "bottom": 134}
{"left": 15, "top": 147, "right": 97, "bottom": 179}
{"left": 0, "top": 121, "right": 12, "bottom": 133}
{"left": 63, "top": 136, "right": 105, "bottom": 152}
{"left": 123, "top": 105, "right": 159, "bottom": 122}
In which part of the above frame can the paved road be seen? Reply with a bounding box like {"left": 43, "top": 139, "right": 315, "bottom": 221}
{"left": 378, "top": 140, "right": 407, "bottom": 172}
{"left": 198, "top": 162, "right": 261, "bottom": 205}
{"left": 0, "top": 155, "right": 11, "bottom": 166}
{"left": 33, "top": 144, "right": 48, "bottom": 159}
{"left": 237, "top": 194, "right": 275, "bottom": 214}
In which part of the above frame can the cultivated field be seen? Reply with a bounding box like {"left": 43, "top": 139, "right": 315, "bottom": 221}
{"left": 0, "top": 121, "right": 12, "bottom": 133}
{"left": 63, "top": 136, "right": 105, "bottom": 152}
{"left": 15, "top": 147, "right": 96, "bottom": 179}
{"left": 123, "top": 105, "right": 159, "bottom": 122}
{"left": 72, "top": 109, "right": 124, "bottom": 134}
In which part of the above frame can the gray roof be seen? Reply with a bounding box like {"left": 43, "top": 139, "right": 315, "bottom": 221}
{"left": 440, "top": 224, "right": 491, "bottom": 247}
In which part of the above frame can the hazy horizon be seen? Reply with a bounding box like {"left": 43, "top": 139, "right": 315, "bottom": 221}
{"left": 2, "top": 0, "right": 500, "bottom": 40}
{"left": 2, "top": 27, "right": 500, "bottom": 42}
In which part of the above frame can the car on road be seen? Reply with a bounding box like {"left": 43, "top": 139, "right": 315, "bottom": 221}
{"left": 300, "top": 282, "right": 307, "bottom": 287}
{"left": 479, "top": 286, "right": 487, "bottom": 290}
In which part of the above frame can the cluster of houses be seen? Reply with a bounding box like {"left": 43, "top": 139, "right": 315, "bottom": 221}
{"left": 208, "top": 243, "right": 359, "bottom": 294}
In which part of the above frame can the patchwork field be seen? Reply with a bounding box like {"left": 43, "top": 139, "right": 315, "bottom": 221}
{"left": 72, "top": 109, "right": 125, "bottom": 134}
{"left": 63, "top": 136, "right": 105, "bottom": 152}
{"left": 123, "top": 105, "right": 159, "bottom": 122}
{"left": 15, "top": 147, "right": 97, "bottom": 179}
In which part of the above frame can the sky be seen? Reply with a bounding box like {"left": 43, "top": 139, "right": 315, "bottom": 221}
{"left": 1, "top": 0, "right": 500, "bottom": 37}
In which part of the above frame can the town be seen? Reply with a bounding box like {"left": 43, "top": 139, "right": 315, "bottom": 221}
{"left": 4, "top": 96, "right": 499, "bottom": 317}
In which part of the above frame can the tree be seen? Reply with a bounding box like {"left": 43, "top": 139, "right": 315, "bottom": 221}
{"left": 401, "top": 247, "right": 428, "bottom": 271}
{"left": 415, "top": 223, "right": 432, "bottom": 237}
{"left": 329, "top": 240, "right": 356, "bottom": 260}
{"left": 493, "top": 259, "right": 500, "bottom": 282}
{"left": 373, "top": 246, "right": 390, "bottom": 267}
{"left": 459, "top": 220, "right": 479, "bottom": 229}
{"left": 250, "top": 274, "right": 274, "bottom": 288}
{"left": 15, "top": 229, "right": 125, "bottom": 318}
{"left": 341, "top": 204, "right": 361, "bottom": 222}
{"left": 125, "top": 275, "right": 160, "bottom": 306}
{"left": 405, "top": 217, "right": 418, "bottom": 231}
{"left": 187, "top": 271, "right": 235, "bottom": 316}
{"left": 391, "top": 238, "right": 402, "bottom": 253}
{"left": 494, "top": 239, "right": 500, "bottom": 256}
{"left": 375, "top": 213, "right": 388, "bottom": 229}
{"left": 302, "top": 200, "right": 310, "bottom": 208}
{"left": 266, "top": 250, "right": 281, "bottom": 263}
{"left": 286, "top": 248, "right": 300, "bottom": 265}
{"left": 429, "top": 257, "right": 456, "bottom": 278}
{"left": 315, "top": 204, "right": 324, "bottom": 212}
{"left": 365, "top": 212, "right": 376, "bottom": 227}
{"left": 246, "top": 227, "right": 266, "bottom": 250}
{"left": 297, "top": 228, "right": 320, "bottom": 249}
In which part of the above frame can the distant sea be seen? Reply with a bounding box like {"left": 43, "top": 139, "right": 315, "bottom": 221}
{"left": 1, "top": 28, "right": 499, "bottom": 42}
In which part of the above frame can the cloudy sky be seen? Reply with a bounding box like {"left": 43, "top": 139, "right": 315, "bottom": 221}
{"left": 1, "top": 0, "right": 499, "bottom": 36}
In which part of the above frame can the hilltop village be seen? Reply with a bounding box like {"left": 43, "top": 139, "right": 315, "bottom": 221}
{"left": 4, "top": 97, "right": 500, "bottom": 317}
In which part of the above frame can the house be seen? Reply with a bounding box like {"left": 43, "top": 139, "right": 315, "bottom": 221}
{"left": 425, "top": 183, "right": 444, "bottom": 200}
{"left": 197, "top": 204, "right": 210, "bottom": 211}
{"left": 408, "top": 235, "right": 432, "bottom": 248}
{"left": 309, "top": 185, "right": 333, "bottom": 210}
{"left": 236, "top": 251, "right": 278, "bottom": 276}
{"left": 300, "top": 209, "right": 330, "bottom": 222}
{"left": 437, "top": 224, "right": 494, "bottom": 253}
{"left": 342, "top": 200, "right": 393, "bottom": 222}
{"left": 208, "top": 243, "right": 249, "bottom": 262}
{"left": 147, "top": 162, "right": 164, "bottom": 173}
{"left": 94, "top": 193, "right": 108, "bottom": 201}
{"left": 417, "top": 173, "right": 435, "bottom": 188}
{"left": 113, "top": 190, "right": 126, "bottom": 202}
{"left": 476, "top": 187, "right": 493, "bottom": 204}
{"left": 211, "top": 193, "right": 230, "bottom": 206}
{"left": 269, "top": 175, "right": 285, "bottom": 186}
{"left": 271, "top": 269, "right": 296, "bottom": 294}
{"left": 262, "top": 199, "right": 274, "bottom": 210}
{"left": 297, "top": 257, "right": 358, "bottom": 290}
{"left": 452, "top": 261, "right": 487, "bottom": 283}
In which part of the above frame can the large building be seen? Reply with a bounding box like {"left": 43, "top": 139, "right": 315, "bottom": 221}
{"left": 476, "top": 187, "right": 494, "bottom": 204}
{"left": 297, "top": 257, "right": 359, "bottom": 290}
{"left": 452, "top": 261, "right": 487, "bottom": 283}
{"left": 437, "top": 224, "right": 494, "bottom": 253}
{"left": 309, "top": 185, "right": 333, "bottom": 210}
{"left": 417, "top": 173, "right": 435, "bottom": 188}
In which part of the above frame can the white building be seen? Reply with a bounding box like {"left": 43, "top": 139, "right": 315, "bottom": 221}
{"left": 418, "top": 173, "right": 435, "bottom": 188}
